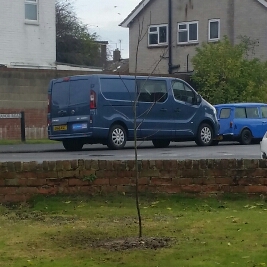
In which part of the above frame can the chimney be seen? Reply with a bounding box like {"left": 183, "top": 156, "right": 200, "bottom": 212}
{"left": 113, "top": 49, "right": 121, "bottom": 62}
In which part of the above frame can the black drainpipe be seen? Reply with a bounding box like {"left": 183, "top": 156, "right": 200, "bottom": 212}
{"left": 168, "top": 0, "right": 179, "bottom": 74}
{"left": 168, "top": 0, "right": 172, "bottom": 74}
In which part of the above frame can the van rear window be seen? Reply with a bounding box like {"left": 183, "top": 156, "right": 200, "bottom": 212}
{"left": 52, "top": 81, "right": 69, "bottom": 107}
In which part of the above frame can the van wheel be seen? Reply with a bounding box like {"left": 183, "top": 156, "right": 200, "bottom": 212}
{"left": 195, "top": 123, "right": 213, "bottom": 146}
{"left": 62, "top": 139, "right": 84, "bottom": 151}
{"left": 152, "top": 139, "right": 170, "bottom": 148}
{"left": 107, "top": 125, "right": 127, "bottom": 150}
{"left": 240, "top": 129, "right": 252, "bottom": 145}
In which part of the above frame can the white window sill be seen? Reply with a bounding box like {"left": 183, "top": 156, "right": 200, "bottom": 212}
{"left": 208, "top": 38, "right": 220, "bottom": 42}
{"left": 177, "top": 41, "right": 199, "bottom": 45}
{"left": 148, "top": 43, "right": 168, "bottom": 48}
{"left": 25, "top": 20, "right": 39, "bottom": 26}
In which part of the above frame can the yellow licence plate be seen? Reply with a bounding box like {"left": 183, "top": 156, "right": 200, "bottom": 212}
{"left": 53, "top": 125, "right": 67, "bottom": 131}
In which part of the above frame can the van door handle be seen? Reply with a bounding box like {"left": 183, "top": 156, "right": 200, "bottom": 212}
{"left": 160, "top": 108, "right": 167, "bottom": 112}
{"left": 174, "top": 108, "right": 180, "bottom": 112}
{"left": 58, "top": 110, "right": 67, "bottom": 115}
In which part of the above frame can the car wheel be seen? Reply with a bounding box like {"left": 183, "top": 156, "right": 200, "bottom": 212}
{"left": 240, "top": 129, "right": 252, "bottom": 145}
{"left": 195, "top": 123, "right": 213, "bottom": 146}
{"left": 107, "top": 124, "right": 127, "bottom": 150}
{"left": 62, "top": 139, "right": 84, "bottom": 151}
{"left": 152, "top": 139, "right": 170, "bottom": 148}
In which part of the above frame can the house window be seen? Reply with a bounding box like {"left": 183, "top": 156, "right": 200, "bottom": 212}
{"left": 148, "top": 24, "right": 168, "bottom": 46}
{"left": 25, "top": 0, "right": 38, "bottom": 21}
{"left": 178, "top": 21, "right": 198, "bottom": 44}
{"left": 209, "top": 19, "right": 220, "bottom": 41}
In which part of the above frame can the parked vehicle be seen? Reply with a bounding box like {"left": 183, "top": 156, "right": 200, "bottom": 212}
{"left": 47, "top": 74, "right": 219, "bottom": 151}
{"left": 214, "top": 103, "right": 267, "bottom": 145}
{"left": 260, "top": 132, "right": 267, "bottom": 159}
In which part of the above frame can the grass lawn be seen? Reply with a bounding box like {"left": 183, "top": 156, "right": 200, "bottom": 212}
{"left": 1, "top": 194, "right": 267, "bottom": 267}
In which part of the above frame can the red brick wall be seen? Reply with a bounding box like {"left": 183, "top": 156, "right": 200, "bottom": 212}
{"left": 0, "top": 109, "right": 47, "bottom": 140}
{"left": 0, "top": 159, "right": 267, "bottom": 203}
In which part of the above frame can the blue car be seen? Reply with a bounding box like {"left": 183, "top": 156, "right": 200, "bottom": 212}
{"left": 214, "top": 103, "right": 267, "bottom": 145}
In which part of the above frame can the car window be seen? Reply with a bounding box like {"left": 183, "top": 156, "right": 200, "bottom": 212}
{"left": 261, "top": 107, "right": 267, "bottom": 118}
{"left": 234, "top": 108, "right": 246, "bottom": 118}
{"left": 219, "top": 108, "right": 231, "bottom": 119}
{"left": 246, "top": 107, "right": 259, "bottom": 118}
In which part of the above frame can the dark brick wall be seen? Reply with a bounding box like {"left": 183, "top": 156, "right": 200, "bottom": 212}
{"left": 0, "top": 159, "right": 267, "bottom": 203}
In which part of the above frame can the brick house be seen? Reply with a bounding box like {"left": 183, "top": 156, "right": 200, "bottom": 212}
{"left": 120, "top": 0, "right": 267, "bottom": 75}
{"left": 0, "top": 0, "right": 56, "bottom": 69}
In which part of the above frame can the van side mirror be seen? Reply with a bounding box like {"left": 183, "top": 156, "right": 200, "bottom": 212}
{"left": 193, "top": 95, "right": 202, "bottom": 105}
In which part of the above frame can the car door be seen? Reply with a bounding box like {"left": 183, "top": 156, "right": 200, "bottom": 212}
{"left": 50, "top": 78, "right": 70, "bottom": 136}
{"left": 233, "top": 107, "right": 262, "bottom": 137}
{"left": 171, "top": 80, "right": 199, "bottom": 137}
{"left": 260, "top": 106, "right": 267, "bottom": 136}
{"left": 137, "top": 79, "right": 174, "bottom": 138}
{"left": 67, "top": 77, "right": 91, "bottom": 134}
{"left": 217, "top": 107, "right": 233, "bottom": 135}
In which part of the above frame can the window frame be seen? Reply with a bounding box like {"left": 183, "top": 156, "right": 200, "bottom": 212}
{"left": 208, "top": 19, "right": 220, "bottom": 42}
{"left": 148, "top": 24, "right": 168, "bottom": 47}
{"left": 177, "top": 21, "right": 199, "bottom": 44}
{"left": 25, "top": 0, "right": 38, "bottom": 23}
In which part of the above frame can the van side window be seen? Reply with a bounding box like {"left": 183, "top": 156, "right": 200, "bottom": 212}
{"left": 261, "top": 107, "right": 267, "bottom": 118}
{"left": 219, "top": 108, "right": 231, "bottom": 119}
{"left": 234, "top": 108, "right": 246, "bottom": 118}
{"left": 100, "top": 78, "right": 135, "bottom": 101}
{"left": 172, "top": 81, "right": 195, "bottom": 104}
{"left": 246, "top": 107, "right": 259, "bottom": 118}
{"left": 137, "top": 80, "right": 167, "bottom": 102}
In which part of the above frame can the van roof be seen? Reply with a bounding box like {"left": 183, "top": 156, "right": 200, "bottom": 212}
{"left": 214, "top": 103, "right": 267, "bottom": 108}
{"left": 54, "top": 74, "right": 180, "bottom": 82}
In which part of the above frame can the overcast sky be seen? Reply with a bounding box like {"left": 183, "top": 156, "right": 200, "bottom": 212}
{"left": 73, "top": 0, "right": 141, "bottom": 59}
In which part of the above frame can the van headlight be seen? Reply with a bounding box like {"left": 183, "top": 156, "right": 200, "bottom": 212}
{"left": 212, "top": 106, "right": 216, "bottom": 116}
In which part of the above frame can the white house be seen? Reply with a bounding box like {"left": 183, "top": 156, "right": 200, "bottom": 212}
{"left": 0, "top": 0, "right": 56, "bottom": 69}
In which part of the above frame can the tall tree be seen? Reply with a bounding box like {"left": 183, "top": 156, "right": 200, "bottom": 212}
{"left": 56, "top": 0, "right": 101, "bottom": 66}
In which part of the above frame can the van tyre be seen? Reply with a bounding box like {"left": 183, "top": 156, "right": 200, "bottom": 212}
{"left": 62, "top": 139, "right": 83, "bottom": 151}
{"left": 107, "top": 124, "right": 127, "bottom": 150}
{"left": 195, "top": 123, "right": 213, "bottom": 146}
{"left": 152, "top": 139, "right": 170, "bottom": 148}
{"left": 240, "top": 129, "right": 252, "bottom": 145}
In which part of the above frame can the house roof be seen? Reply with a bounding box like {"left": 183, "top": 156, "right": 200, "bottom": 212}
{"left": 119, "top": 0, "right": 267, "bottom": 28}
{"left": 119, "top": 0, "right": 151, "bottom": 28}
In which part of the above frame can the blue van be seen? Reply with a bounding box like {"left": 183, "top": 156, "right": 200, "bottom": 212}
{"left": 214, "top": 103, "right": 267, "bottom": 145}
{"left": 47, "top": 74, "right": 219, "bottom": 150}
